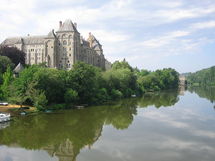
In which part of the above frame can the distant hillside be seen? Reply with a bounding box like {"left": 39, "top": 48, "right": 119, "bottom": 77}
{"left": 186, "top": 66, "right": 215, "bottom": 86}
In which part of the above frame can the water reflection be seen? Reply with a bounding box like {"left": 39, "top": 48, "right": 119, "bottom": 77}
{"left": 0, "top": 100, "right": 139, "bottom": 161}
{"left": 138, "top": 90, "right": 179, "bottom": 108}
{"left": 0, "top": 89, "right": 204, "bottom": 161}
{"left": 0, "top": 122, "right": 10, "bottom": 130}
{"left": 188, "top": 86, "right": 215, "bottom": 103}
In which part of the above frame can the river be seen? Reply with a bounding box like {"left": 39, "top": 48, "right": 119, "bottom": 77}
{"left": 0, "top": 87, "right": 215, "bottom": 161}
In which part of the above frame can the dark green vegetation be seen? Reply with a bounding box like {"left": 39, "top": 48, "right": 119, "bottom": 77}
{"left": 0, "top": 47, "right": 179, "bottom": 111}
{"left": 0, "top": 91, "right": 179, "bottom": 159}
{"left": 186, "top": 66, "right": 215, "bottom": 86}
{"left": 0, "top": 46, "right": 26, "bottom": 66}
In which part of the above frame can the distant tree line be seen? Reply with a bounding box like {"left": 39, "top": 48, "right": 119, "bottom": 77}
{"left": 0, "top": 46, "right": 179, "bottom": 111}
{"left": 186, "top": 66, "right": 215, "bottom": 86}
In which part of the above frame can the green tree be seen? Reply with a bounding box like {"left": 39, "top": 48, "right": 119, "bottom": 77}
{"left": 111, "top": 59, "right": 133, "bottom": 71}
{"left": 0, "top": 56, "right": 14, "bottom": 74}
{"left": 66, "top": 62, "right": 102, "bottom": 104}
{"left": 0, "top": 46, "right": 26, "bottom": 66}
{"left": 64, "top": 89, "right": 78, "bottom": 104}
{"left": 0, "top": 66, "right": 13, "bottom": 100}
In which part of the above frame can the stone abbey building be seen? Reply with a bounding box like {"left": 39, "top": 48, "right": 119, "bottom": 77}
{"left": 1, "top": 19, "right": 111, "bottom": 70}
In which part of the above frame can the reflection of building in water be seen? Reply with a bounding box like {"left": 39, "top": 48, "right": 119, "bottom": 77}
{"left": 179, "top": 75, "right": 187, "bottom": 95}
{"left": 44, "top": 139, "right": 76, "bottom": 161}
{"left": 43, "top": 126, "right": 103, "bottom": 161}
{"left": 179, "top": 75, "right": 186, "bottom": 87}
{"left": 179, "top": 86, "right": 186, "bottom": 96}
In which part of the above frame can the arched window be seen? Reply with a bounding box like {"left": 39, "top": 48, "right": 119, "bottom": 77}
{"left": 63, "top": 40, "right": 67, "bottom": 45}
{"left": 69, "top": 35, "right": 72, "bottom": 40}
{"left": 62, "top": 34, "right": 66, "bottom": 39}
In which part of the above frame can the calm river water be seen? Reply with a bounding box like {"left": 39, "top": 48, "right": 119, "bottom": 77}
{"left": 0, "top": 87, "right": 215, "bottom": 161}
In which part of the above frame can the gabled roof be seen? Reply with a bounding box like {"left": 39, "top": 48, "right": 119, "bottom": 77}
{"left": 13, "top": 63, "right": 24, "bottom": 73}
{"left": 1, "top": 37, "right": 23, "bottom": 45}
{"left": 23, "top": 36, "right": 46, "bottom": 44}
{"left": 1, "top": 36, "right": 46, "bottom": 45}
{"left": 57, "top": 19, "right": 78, "bottom": 32}
{"left": 91, "top": 35, "right": 102, "bottom": 51}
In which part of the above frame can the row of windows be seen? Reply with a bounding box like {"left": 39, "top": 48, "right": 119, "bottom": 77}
{"left": 59, "top": 64, "right": 71, "bottom": 68}
{"left": 28, "top": 49, "right": 43, "bottom": 52}
{"left": 59, "top": 60, "right": 70, "bottom": 63}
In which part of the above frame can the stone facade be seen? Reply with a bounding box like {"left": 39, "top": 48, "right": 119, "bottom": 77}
{"left": 1, "top": 20, "right": 111, "bottom": 70}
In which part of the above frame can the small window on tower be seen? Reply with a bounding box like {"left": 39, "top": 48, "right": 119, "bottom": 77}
{"left": 63, "top": 40, "right": 67, "bottom": 45}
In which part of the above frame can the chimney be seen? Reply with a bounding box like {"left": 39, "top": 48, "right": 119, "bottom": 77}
{"left": 74, "top": 22, "right": 77, "bottom": 29}
{"left": 59, "top": 21, "right": 62, "bottom": 28}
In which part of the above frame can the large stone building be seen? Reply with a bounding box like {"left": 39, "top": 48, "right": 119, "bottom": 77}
{"left": 1, "top": 19, "right": 111, "bottom": 70}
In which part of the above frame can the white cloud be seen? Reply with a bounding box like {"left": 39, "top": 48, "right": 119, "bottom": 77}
{"left": 156, "top": 6, "right": 215, "bottom": 22}
{"left": 191, "top": 20, "right": 215, "bottom": 29}
{"left": 1, "top": 0, "right": 215, "bottom": 72}
{"left": 140, "top": 31, "right": 190, "bottom": 48}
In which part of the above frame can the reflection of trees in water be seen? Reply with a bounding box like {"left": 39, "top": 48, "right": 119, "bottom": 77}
{"left": 188, "top": 86, "right": 215, "bottom": 103}
{"left": 138, "top": 90, "right": 179, "bottom": 108}
{"left": 0, "top": 90, "right": 180, "bottom": 161}
{"left": 0, "top": 102, "right": 137, "bottom": 161}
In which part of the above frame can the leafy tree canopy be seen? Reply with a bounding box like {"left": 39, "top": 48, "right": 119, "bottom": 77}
{"left": 0, "top": 46, "right": 26, "bottom": 66}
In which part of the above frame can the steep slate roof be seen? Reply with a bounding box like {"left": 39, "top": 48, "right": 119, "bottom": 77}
{"left": 80, "top": 37, "right": 90, "bottom": 47}
{"left": 91, "top": 35, "right": 102, "bottom": 51}
{"left": 13, "top": 63, "right": 24, "bottom": 73}
{"left": 1, "top": 37, "right": 23, "bottom": 45}
{"left": 2, "top": 36, "right": 46, "bottom": 45}
{"left": 23, "top": 36, "right": 46, "bottom": 44}
{"left": 57, "top": 19, "right": 78, "bottom": 32}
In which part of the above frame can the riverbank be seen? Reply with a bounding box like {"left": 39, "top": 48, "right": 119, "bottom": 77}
{"left": 0, "top": 104, "right": 36, "bottom": 115}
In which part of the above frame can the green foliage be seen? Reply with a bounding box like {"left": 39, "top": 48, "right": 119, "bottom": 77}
{"left": 66, "top": 62, "right": 102, "bottom": 104}
{"left": 0, "top": 59, "right": 179, "bottom": 110}
{"left": 64, "top": 89, "right": 78, "bottom": 104}
{"left": 0, "top": 46, "right": 26, "bottom": 66}
{"left": 0, "top": 56, "right": 14, "bottom": 74}
{"left": 111, "top": 89, "right": 123, "bottom": 99}
{"left": 103, "top": 66, "right": 138, "bottom": 97}
{"left": 0, "top": 66, "right": 13, "bottom": 100}
{"left": 111, "top": 59, "right": 133, "bottom": 71}
{"left": 33, "top": 68, "right": 66, "bottom": 104}
{"left": 137, "top": 68, "right": 179, "bottom": 92}
{"left": 186, "top": 66, "right": 215, "bottom": 86}
{"left": 33, "top": 91, "right": 48, "bottom": 111}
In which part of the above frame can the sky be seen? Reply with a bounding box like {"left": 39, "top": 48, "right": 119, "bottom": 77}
{"left": 0, "top": 0, "right": 215, "bottom": 73}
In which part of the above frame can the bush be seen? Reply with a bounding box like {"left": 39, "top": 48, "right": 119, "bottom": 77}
{"left": 33, "top": 91, "right": 48, "bottom": 111}
{"left": 64, "top": 89, "right": 78, "bottom": 104}
{"left": 111, "top": 89, "right": 123, "bottom": 99}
